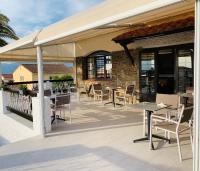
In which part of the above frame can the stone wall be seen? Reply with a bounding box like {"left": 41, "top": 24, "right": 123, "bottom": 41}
{"left": 76, "top": 31, "right": 194, "bottom": 91}
{"left": 76, "top": 49, "right": 140, "bottom": 90}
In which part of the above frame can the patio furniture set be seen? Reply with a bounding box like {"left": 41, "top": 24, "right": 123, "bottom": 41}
{"left": 78, "top": 83, "right": 138, "bottom": 107}
{"left": 131, "top": 93, "right": 193, "bottom": 162}
{"left": 43, "top": 86, "right": 73, "bottom": 125}
{"left": 47, "top": 82, "right": 193, "bottom": 162}
{"left": 78, "top": 83, "right": 193, "bottom": 162}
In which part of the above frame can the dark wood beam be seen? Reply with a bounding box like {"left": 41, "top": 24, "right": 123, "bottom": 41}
{"left": 115, "top": 26, "right": 194, "bottom": 45}
{"left": 120, "top": 43, "right": 135, "bottom": 66}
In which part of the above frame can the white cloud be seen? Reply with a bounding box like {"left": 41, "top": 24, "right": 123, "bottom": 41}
{"left": 0, "top": 0, "right": 105, "bottom": 37}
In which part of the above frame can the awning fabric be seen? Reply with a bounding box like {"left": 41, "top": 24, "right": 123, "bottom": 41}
{"left": 0, "top": 0, "right": 194, "bottom": 61}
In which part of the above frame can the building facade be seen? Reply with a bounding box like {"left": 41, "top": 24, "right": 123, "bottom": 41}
{"left": 75, "top": 15, "right": 194, "bottom": 101}
{"left": 13, "top": 64, "right": 74, "bottom": 82}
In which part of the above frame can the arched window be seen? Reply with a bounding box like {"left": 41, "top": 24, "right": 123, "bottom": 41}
{"left": 86, "top": 51, "right": 112, "bottom": 79}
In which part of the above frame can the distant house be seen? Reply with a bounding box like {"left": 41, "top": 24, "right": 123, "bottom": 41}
{"left": 13, "top": 64, "right": 74, "bottom": 83}
{"left": 1, "top": 74, "right": 13, "bottom": 83}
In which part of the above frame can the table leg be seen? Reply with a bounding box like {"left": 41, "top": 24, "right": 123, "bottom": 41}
{"left": 133, "top": 110, "right": 170, "bottom": 149}
{"left": 113, "top": 89, "right": 115, "bottom": 107}
{"left": 133, "top": 111, "right": 154, "bottom": 149}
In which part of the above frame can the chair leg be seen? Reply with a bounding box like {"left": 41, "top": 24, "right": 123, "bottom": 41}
{"left": 55, "top": 111, "right": 58, "bottom": 126}
{"left": 164, "top": 131, "right": 167, "bottom": 138}
{"left": 143, "top": 110, "right": 146, "bottom": 136}
{"left": 78, "top": 92, "right": 81, "bottom": 102}
{"left": 63, "top": 108, "right": 66, "bottom": 120}
{"left": 190, "top": 127, "right": 193, "bottom": 154}
{"left": 176, "top": 132, "right": 182, "bottom": 162}
{"left": 69, "top": 104, "right": 72, "bottom": 124}
{"left": 150, "top": 116, "right": 153, "bottom": 150}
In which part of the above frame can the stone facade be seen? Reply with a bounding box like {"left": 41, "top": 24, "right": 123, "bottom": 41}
{"left": 76, "top": 49, "right": 140, "bottom": 90}
{"left": 76, "top": 31, "right": 194, "bottom": 91}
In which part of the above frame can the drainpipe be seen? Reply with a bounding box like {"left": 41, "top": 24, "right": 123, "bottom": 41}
{"left": 194, "top": 0, "right": 200, "bottom": 171}
{"left": 36, "top": 45, "right": 45, "bottom": 137}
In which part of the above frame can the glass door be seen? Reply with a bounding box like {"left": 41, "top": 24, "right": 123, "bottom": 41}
{"left": 157, "top": 49, "right": 175, "bottom": 94}
{"left": 177, "top": 49, "right": 193, "bottom": 92}
{"left": 140, "top": 52, "right": 156, "bottom": 101}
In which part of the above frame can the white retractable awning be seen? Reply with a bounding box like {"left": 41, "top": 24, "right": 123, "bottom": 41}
{"left": 0, "top": 0, "right": 194, "bottom": 61}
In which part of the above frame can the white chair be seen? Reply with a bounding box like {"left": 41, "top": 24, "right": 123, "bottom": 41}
{"left": 143, "top": 93, "right": 180, "bottom": 136}
{"left": 150, "top": 105, "right": 193, "bottom": 162}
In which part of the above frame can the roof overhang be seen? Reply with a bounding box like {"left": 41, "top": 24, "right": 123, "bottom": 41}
{"left": 34, "top": 0, "right": 185, "bottom": 46}
{"left": 0, "top": 0, "right": 194, "bottom": 62}
{"left": 113, "top": 16, "right": 195, "bottom": 44}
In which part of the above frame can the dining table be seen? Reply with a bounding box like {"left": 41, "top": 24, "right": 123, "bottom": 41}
{"left": 128, "top": 102, "right": 171, "bottom": 150}
{"left": 104, "top": 87, "right": 123, "bottom": 107}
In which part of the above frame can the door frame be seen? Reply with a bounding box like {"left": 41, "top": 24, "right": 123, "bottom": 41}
{"left": 139, "top": 43, "right": 194, "bottom": 98}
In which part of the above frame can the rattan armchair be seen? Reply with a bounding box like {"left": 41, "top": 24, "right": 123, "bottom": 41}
{"left": 115, "top": 84, "right": 135, "bottom": 106}
{"left": 92, "top": 83, "right": 110, "bottom": 102}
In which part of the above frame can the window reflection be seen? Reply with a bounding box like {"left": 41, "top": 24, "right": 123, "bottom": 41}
{"left": 178, "top": 49, "right": 193, "bottom": 92}
{"left": 140, "top": 52, "right": 155, "bottom": 94}
{"left": 87, "top": 52, "right": 112, "bottom": 79}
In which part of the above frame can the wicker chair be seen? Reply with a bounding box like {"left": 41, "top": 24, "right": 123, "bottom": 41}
{"left": 92, "top": 83, "right": 110, "bottom": 102}
{"left": 115, "top": 85, "right": 135, "bottom": 106}
{"left": 77, "top": 84, "right": 88, "bottom": 101}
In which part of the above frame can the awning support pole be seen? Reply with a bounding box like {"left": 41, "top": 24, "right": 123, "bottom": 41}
{"left": 36, "top": 45, "right": 45, "bottom": 137}
{"left": 0, "top": 62, "right": 2, "bottom": 86}
{"left": 74, "top": 59, "right": 77, "bottom": 84}
{"left": 194, "top": 0, "right": 200, "bottom": 171}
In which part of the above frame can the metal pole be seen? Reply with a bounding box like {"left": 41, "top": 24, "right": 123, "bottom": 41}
{"left": 0, "top": 62, "right": 2, "bottom": 86}
{"left": 194, "top": 0, "right": 200, "bottom": 170}
{"left": 36, "top": 46, "right": 45, "bottom": 137}
{"left": 74, "top": 59, "right": 77, "bottom": 84}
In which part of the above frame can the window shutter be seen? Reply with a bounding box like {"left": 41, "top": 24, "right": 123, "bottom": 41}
{"left": 82, "top": 57, "right": 88, "bottom": 80}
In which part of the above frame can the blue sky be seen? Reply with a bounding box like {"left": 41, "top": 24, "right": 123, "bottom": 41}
{"left": 0, "top": 0, "right": 105, "bottom": 37}
{"left": 0, "top": 0, "right": 105, "bottom": 73}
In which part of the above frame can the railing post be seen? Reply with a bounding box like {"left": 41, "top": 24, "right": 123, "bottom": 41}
{"left": 32, "top": 96, "right": 51, "bottom": 134}
{"left": 0, "top": 90, "right": 9, "bottom": 114}
{"left": 36, "top": 46, "right": 45, "bottom": 137}
{"left": 194, "top": 0, "right": 200, "bottom": 171}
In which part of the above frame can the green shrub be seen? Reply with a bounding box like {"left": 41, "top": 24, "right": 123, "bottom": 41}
{"left": 19, "top": 84, "right": 27, "bottom": 91}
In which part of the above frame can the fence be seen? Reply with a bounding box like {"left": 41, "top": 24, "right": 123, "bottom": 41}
{"left": 3, "top": 78, "right": 74, "bottom": 121}
{"left": 6, "top": 91, "right": 33, "bottom": 121}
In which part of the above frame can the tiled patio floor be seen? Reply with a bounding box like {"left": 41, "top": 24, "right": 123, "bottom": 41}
{"left": 0, "top": 97, "right": 193, "bottom": 171}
